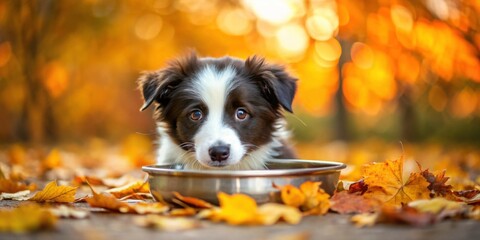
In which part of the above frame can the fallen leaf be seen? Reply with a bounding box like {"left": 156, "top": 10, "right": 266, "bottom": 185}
{"left": 257, "top": 203, "right": 302, "bottom": 225}
{"left": 408, "top": 198, "right": 467, "bottom": 220}
{"left": 299, "top": 181, "right": 330, "bottom": 215}
{"left": 169, "top": 208, "right": 197, "bottom": 217}
{"left": 453, "top": 190, "right": 480, "bottom": 204}
{"left": 363, "top": 157, "right": 430, "bottom": 206}
{"left": 42, "top": 149, "right": 63, "bottom": 171}
{"left": 348, "top": 179, "right": 368, "bottom": 195}
{"left": 0, "top": 190, "right": 31, "bottom": 201}
{"left": 351, "top": 213, "right": 379, "bottom": 227}
{"left": 330, "top": 191, "right": 380, "bottom": 214}
{"left": 134, "top": 215, "right": 200, "bottom": 231}
{"left": 49, "top": 205, "right": 89, "bottom": 219}
{"left": 0, "top": 179, "right": 36, "bottom": 193}
{"left": 279, "top": 184, "right": 306, "bottom": 208}
{"left": 379, "top": 205, "right": 436, "bottom": 227}
{"left": 29, "top": 181, "right": 77, "bottom": 203}
{"left": 420, "top": 168, "right": 453, "bottom": 197}
{"left": 105, "top": 180, "right": 150, "bottom": 200}
{"left": 216, "top": 192, "right": 258, "bottom": 225}
{"left": 0, "top": 203, "right": 57, "bottom": 233}
{"left": 85, "top": 183, "right": 168, "bottom": 214}
{"left": 173, "top": 192, "right": 214, "bottom": 209}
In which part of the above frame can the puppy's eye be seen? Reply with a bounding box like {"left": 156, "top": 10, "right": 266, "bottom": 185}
{"left": 235, "top": 108, "right": 249, "bottom": 121}
{"left": 190, "top": 110, "right": 203, "bottom": 121}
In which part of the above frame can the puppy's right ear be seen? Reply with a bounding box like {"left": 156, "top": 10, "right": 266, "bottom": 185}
{"left": 138, "top": 71, "right": 175, "bottom": 111}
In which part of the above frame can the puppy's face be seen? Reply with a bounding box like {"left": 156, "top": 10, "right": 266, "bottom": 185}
{"left": 139, "top": 54, "right": 296, "bottom": 168}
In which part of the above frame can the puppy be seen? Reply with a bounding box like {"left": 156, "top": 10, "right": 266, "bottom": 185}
{"left": 138, "top": 53, "right": 297, "bottom": 170}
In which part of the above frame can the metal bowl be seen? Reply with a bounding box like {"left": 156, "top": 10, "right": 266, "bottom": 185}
{"left": 142, "top": 159, "right": 346, "bottom": 204}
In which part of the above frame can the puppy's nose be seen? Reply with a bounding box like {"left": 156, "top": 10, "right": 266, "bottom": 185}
{"left": 208, "top": 145, "right": 230, "bottom": 162}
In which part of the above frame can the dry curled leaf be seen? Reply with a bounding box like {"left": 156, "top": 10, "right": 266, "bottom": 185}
{"left": 105, "top": 180, "right": 150, "bottom": 200}
{"left": 348, "top": 179, "right": 368, "bottom": 195}
{"left": 0, "top": 203, "right": 57, "bottom": 233}
{"left": 408, "top": 198, "right": 467, "bottom": 221}
{"left": 363, "top": 157, "right": 430, "bottom": 207}
{"left": 85, "top": 183, "right": 168, "bottom": 214}
{"left": 135, "top": 215, "right": 200, "bottom": 231}
{"left": 29, "top": 181, "right": 77, "bottom": 203}
{"left": 279, "top": 185, "right": 306, "bottom": 208}
{"left": 173, "top": 192, "right": 214, "bottom": 209}
{"left": 420, "top": 168, "right": 453, "bottom": 197}
{"left": 379, "top": 205, "right": 436, "bottom": 227}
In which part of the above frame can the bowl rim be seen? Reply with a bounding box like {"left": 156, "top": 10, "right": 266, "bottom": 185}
{"left": 142, "top": 159, "right": 346, "bottom": 177}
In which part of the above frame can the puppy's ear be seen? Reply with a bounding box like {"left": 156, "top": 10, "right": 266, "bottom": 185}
{"left": 138, "top": 71, "right": 172, "bottom": 111}
{"left": 245, "top": 56, "right": 297, "bottom": 113}
{"left": 138, "top": 53, "right": 199, "bottom": 111}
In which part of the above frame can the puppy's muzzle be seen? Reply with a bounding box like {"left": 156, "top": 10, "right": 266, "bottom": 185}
{"left": 208, "top": 144, "right": 230, "bottom": 162}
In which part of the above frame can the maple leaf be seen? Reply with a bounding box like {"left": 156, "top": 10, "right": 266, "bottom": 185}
{"left": 0, "top": 178, "right": 36, "bottom": 194}
{"left": 173, "top": 192, "right": 214, "bottom": 209}
{"left": 420, "top": 168, "right": 453, "bottom": 197}
{"left": 453, "top": 189, "right": 480, "bottom": 204}
{"left": 0, "top": 203, "right": 57, "bottom": 233}
{"left": 330, "top": 191, "right": 380, "bottom": 214}
{"left": 362, "top": 156, "right": 430, "bottom": 206}
{"left": 29, "top": 181, "right": 77, "bottom": 203}
{"left": 134, "top": 215, "right": 200, "bottom": 231}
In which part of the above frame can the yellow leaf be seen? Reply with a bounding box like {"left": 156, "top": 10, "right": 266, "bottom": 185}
{"left": 363, "top": 156, "right": 430, "bottom": 206}
{"left": 408, "top": 198, "right": 466, "bottom": 214}
{"left": 29, "top": 181, "right": 77, "bottom": 203}
{"left": 173, "top": 191, "right": 214, "bottom": 209}
{"left": 216, "top": 192, "right": 258, "bottom": 225}
{"left": 0, "top": 203, "right": 57, "bottom": 233}
{"left": 351, "top": 213, "right": 379, "bottom": 228}
{"left": 42, "top": 149, "right": 63, "bottom": 171}
{"left": 280, "top": 185, "right": 306, "bottom": 208}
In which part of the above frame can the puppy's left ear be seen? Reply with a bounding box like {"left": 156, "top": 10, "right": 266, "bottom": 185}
{"left": 245, "top": 56, "right": 297, "bottom": 113}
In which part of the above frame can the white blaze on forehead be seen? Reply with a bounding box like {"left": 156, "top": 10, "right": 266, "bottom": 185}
{"left": 192, "top": 65, "right": 245, "bottom": 167}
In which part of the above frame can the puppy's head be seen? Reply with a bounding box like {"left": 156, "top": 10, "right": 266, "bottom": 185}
{"left": 138, "top": 53, "right": 296, "bottom": 168}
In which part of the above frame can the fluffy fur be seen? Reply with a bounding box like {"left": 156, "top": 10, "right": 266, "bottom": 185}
{"left": 138, "top": 53, "right": 297, "bottom": 170}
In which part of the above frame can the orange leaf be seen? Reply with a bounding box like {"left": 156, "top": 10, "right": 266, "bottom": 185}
{"left": 105, "top": 180, "right": 150, "bottom": 200}
{"left": 299, "top": 181, "right": 330, "bottom": 215}
{"left": 0, "top": 179, "right": 36, "bottom": 194}
{"left": 85, "top": 183, "right": 167, "bottom": 214}
{"left": 29, "top": 181, "right": 76, "bottom": 203}
{"left": 173, "top": 192, "right": 214, "bottom": 209}
{"left": 362, "top": 156, "right": 430, "bottom": 206}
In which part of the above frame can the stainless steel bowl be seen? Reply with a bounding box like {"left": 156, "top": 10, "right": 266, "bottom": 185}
{"left": 142, "top": 159, "right": 346, "bottom": 204}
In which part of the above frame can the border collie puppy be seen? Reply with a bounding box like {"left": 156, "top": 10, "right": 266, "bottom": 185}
{"left": 138, "top": 53, "right": 297, "bottom": 170}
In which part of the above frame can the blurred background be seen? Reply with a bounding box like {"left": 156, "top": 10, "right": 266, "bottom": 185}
{"left": 0, "top": 0, "right": 479, "bottom": 179}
